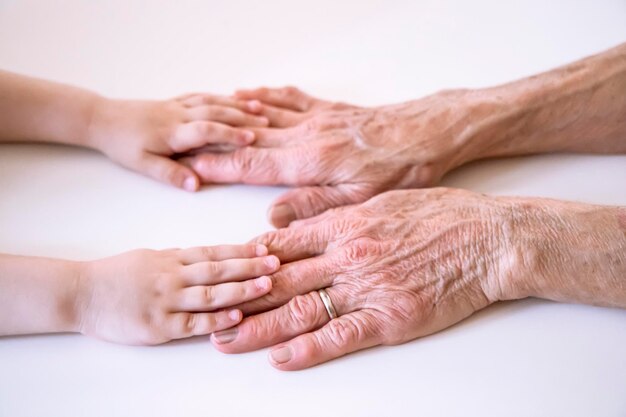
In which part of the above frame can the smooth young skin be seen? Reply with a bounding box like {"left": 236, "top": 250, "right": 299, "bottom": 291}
{"left": 186, "top": 42, "right": 626, "bottom": 227}
{"left": 0, "top": 244, "right": 280, "bottom": 345}
{"left": 210, "top": 189, "right": 626, "bottom": 370}
{"left": 0, "top": 70, "right": 268, "bottom": 191}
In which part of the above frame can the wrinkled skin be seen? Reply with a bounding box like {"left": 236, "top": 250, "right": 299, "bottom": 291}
{"left": 185, "top": 87, "right": 482, "bottom": 227}
{"left": 210, "top": 188, "right": 524, "bottom": 370}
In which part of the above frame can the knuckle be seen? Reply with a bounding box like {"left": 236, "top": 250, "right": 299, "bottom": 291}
{"left": 153, "top": 273, "right": 172, "bottom": 297}
{"left": 380, "top": 297, "right": 420, "bottom": 345}
{"left": 233, "top": 149, "right": 254, "bottom": 173}
{"left": 182, "top": 313, "right": 196, "bottom": 334}
{"left": 203, "top": 261, "right": 222, "bottom": 278}
{"left": 203, "top": 286, "right": 215, "bottom": 305}
{"left": 199, "top": 246, "right": 216, "bottom": 260}
{"left": 283, "top": 86, "right": 300, "bottom": 97}
{"left": 301, "top": 117, "right": 321, "bottom": 133}
{"left": 390, "top": 294, "right": 421, "bottom": 323}
{"left": 236, "top": 282, "right": 251, "bottom": 299}
{"left": 195, "top": 122, "right": 214, "bottom": 137}
{"left": 254, "top": 231, "right": 279, "bottom": 249}
{"left": 138, "top": 313, "right": 167, "bottom": 344}
{"left": 287, "top": 294, "right": 317, "bottom": 324}
{"left": 345, "top": 237, "right": 382, "bottom": 263}
{"left": 204, "top": 314, "right": 218, "bottom": 332}
{"left": 207, "top": 105, "right": 225, "bottom": 118}
{"left": 322, "top": 319, "right": 359, "bottom": 349}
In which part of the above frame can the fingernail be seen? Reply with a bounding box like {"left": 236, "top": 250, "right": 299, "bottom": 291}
{"left": 213, "top": 328, "right": 238, "bottom": 344}
{"left": 183, "top": 176, "right": 197, "bottom": 192}
{"left": 269, "top": 204, "right": 296, "bottom": 227}
{"left": 242, "top": 130, "right": 255, "bottom": 144}
{"left": 255, "top": 244, "right": 268, "bottom": 256}
{"left": 228, "top": 309, "right": 241, "bottom": 321}
{"left": 264, "top": 255, "right": 279, "bottom": 269}
{"left": 255, "top": 275, "right": 271, "bottom": 290}
{"left": 246, "top": 100, "right": 262, "bottom": 112}
{"left": 270, "top": 346, "right": 293, "bottom": 364}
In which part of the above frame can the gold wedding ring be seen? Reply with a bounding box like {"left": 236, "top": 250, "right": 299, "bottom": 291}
{"left": 318, "top": 288, "right": 338, "bottom": 320}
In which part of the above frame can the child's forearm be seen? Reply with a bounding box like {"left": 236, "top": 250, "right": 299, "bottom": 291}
{"left": 0, "top": 70, "right": 100, "bottom": 147}
{"left": 0, "top": 254, "right": 83, "bottom": 336}
{"left": 0, "top": 246, "right": 279, "bottom": 344}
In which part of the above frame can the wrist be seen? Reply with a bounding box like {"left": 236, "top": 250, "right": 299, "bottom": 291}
{"left": 440, "top": 86, "right": 534, "bottom": 168}
{"left": 68, "top": 260, "right": 94, "bottom": 334}
{"left": 490, "top": 198, "right": 626, "bottom": 307}
{"left": 84, "top": 95, "right": 112, "bottom": 152}
{"left": 38, "top": 259, "right": 89, "bottom": 334}
{"left": 377, "top": 89, "right": 488, "bottom": 183}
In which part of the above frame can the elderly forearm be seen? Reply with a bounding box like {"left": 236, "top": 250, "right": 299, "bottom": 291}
{"left": 0, "top": 254, "right": 83, "bottom": 336}
{"left": 455, "top": 42, "right": 626, "bottom": 166}
{"left": 0, "top": 70, "right": 101, "bottom": 147}
{"left": 499, "top": 200, "right": 626, "bottom": 308}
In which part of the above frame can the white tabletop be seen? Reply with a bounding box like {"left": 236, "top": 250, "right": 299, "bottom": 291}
{"left": 1, "top": 1, "right": 625, "bottom": 416}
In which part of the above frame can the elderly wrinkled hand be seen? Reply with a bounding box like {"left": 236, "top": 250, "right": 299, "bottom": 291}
{"left": 185, "top": 87, "right": 483, "bottom": 227}
{"left": 209, "top": 188, "right": 626, "bottom": 370}
{"left": 209, "top": 188, "right": 521, "bottom": 369}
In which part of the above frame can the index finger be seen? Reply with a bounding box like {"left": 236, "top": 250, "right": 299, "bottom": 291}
{"left": 178, "top": 244, "right": 268, "bottom": 265}
{"left": 177, "top": 93, "right": 260, "bottom": 113}
{"left": 252, "top": 225, "right": 329, "bottom": 263}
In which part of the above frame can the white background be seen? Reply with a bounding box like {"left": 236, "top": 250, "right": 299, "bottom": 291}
{"left": 1, "top": 1, "right": 625, "bottom": 416}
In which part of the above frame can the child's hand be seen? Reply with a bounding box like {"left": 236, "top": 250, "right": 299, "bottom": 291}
{"left": 87, "top": 94, "right": 268, "bottom": 191}
{"left": 77, "top": 244, "right": 278, "bottom": 345}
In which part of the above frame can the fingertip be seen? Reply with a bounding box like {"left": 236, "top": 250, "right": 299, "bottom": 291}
{"left": 269, "top": 345, "right": 308, "bottom": 371}
{"left": 269, "top": 337, "right": 321, "bottom": 371}
{"left": 183, "top": 175, "right": 199, "bottom": 192}
{"left": 210, "top": 334, "right": 229, "bottom": 352}
{"left": 264, "top": 255, "right": 280, "bottom": 270}
{"left": 228, "top": 309, "right": 242, "bottom": 323}
{"left": 211, "top": 326, "right": 240, "bottom": 352}
{"left": 246, "top": 100, "right": 263, "bottom": 113}
{"left": 241, "top": 130, "right": 255, "bottom": 144}
{"left": 268, "top": 203, "right": 297, "bottom": 228}
{"left": 254, "top": 275, "right": 272, "bottom": 292}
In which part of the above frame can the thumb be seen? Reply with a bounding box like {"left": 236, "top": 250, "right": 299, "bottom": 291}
{"left": 136, "top": 153, "right": 199, "bottom": 192}
{"left": 268, "top": 184, "right": 375, "bottom": 228}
